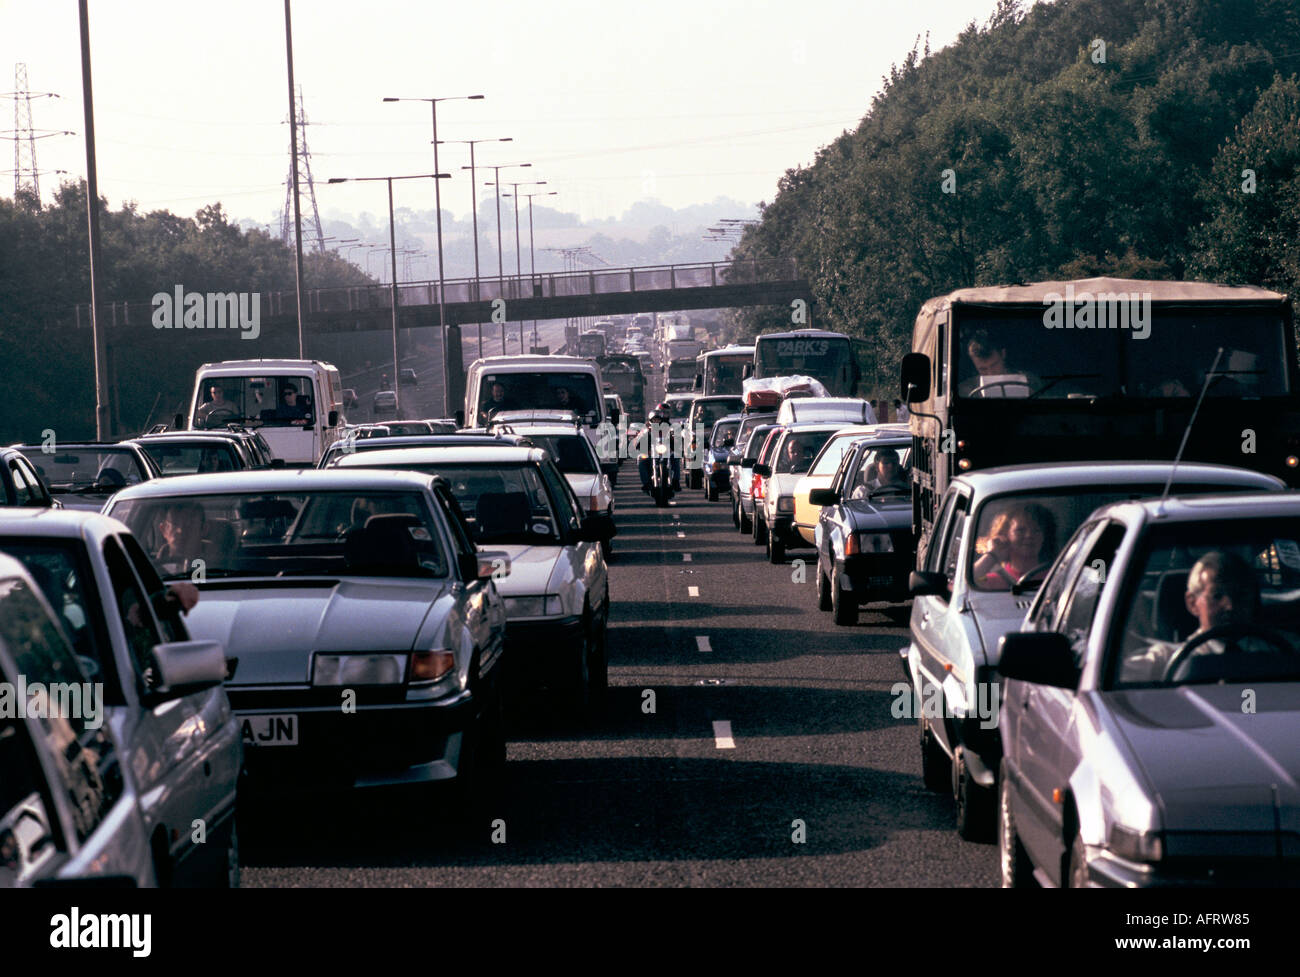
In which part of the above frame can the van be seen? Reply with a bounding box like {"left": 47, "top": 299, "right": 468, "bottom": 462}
{"left": 188, "top": 358, "right": 344, "bottom": 466}
{"left": 465, "top": 355, "right": 612, "bottom": 470}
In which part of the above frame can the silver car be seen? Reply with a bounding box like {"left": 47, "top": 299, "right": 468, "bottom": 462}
{"left": 906, "top": 462, "right": 1285, "bottom": 841}
{"left": 999, "top": 491, "right": 1300, "bottom": 887}
{"left": 104, "top": 470, "right": 509, "bottom": 806}
{"left": 0, "top": 509, "right": 240, "bottom": 886}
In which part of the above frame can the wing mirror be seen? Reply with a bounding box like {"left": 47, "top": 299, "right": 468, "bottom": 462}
{"left": 143, "top": 639, "right": 228, "bottom": 704}
{"left": 908, "top": 570, "right": 950, "bottom": 598}
{"left": 997, "top": 632, "right": 1079, "bottom": 689}
{"left": 752, "top": 463, "right": 772, "bottom": 478}
{"left": 808, "top": 488, "right": 840, "bottom": 506}
{"left": 470, "top": 550, "right": 511, "bottom": 581}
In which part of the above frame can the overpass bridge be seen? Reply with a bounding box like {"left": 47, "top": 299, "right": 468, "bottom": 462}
{"left": 72, "top": 258, "right": 814, "bottom": 336}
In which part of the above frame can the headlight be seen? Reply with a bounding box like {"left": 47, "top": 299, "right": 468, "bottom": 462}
{"left": 845, "top": 532, "right": 893, "bottom": 555}
{"left": 655, "top": 443, "right": 669, "bottom": 455}
{"left": 313, "top": 653, "right": 406, "bottom": 686}
{"left": 776, "top": 496, "right": 794, "bottom": 513}
{"left": 504, "top": 594, "right": 563, "bottom": 618}
{"left": 1107, "top": 824, "right": 1164, "bottom": 863}
{"left": 410, "top": 650, "right": 456, "bottom": 683}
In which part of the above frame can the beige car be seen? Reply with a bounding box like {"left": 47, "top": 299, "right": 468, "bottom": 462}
{"left": 793, "top": 424, "right": 909, "bottom": 544}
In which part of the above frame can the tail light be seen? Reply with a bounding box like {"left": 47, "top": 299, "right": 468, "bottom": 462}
{"left": 752, "top": 472, "right": 764, "bottom": 500}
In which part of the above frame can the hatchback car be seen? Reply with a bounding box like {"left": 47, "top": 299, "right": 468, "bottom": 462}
{"left": 754, "top": 422, "right": 847, "bottom": 563}
{"left": 685, "top": 396, "right": 744, "bottom": 489}
{"left": 0, "top": 509, "right": 240, "bottom": 885}
{"left": 793, "top": 424, "right": 910, "bottom": 546}
{"left": 15, "top": 442, "right": 161, "bottom": 513}
{"left": 400, "top": 368, "right": 419, "bottom": 386}
{"left": 104, "top": 470, "right": 510, "bottom": 807}
{"left": 735, "top": 423, "right": 780, "bottom": 536}
{"left": 1000, "top": 491, "right": 1300, "bottom": 887}
{"left": 0, "top": 445, "right": 57, "bottom": 508}
{"left": 702, "top": 415, "right": 741, "bottom": 502}
{"left": 128, "top": 432, "right": 249, "bottom": 476}
{"left": 906, "top": 462, "right": 1286, "bottom": 841}
{"left": 330, "top": 446, "right": 613, "bottom": 716}
{"left": 372, "top": 390, "right": 398, "bottom": 417}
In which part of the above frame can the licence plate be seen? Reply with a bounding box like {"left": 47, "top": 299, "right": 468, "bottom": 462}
{"left": 869, "top": 576, "right": 896, "bottom": 588}
{"left": 241, "top": 714, "right": 298, "bottom": 746}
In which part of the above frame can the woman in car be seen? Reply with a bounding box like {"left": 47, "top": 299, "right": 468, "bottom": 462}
{"left": 973, "top": 502, "right": 1057, "bottom": 590}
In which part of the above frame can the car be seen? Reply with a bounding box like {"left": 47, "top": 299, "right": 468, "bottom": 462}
{"left": 998, "top": 489, "right": 1300, "bottom": 887}
{"left": 485, "top": 422, "right": 616, "bottom": 556}
{"left": 103, "top": 469, "right": 510, "bottom": 809}
{"left": 809, "top": 432, "right": 914, "bottom": 623}
{"left": 127, "top": 431, "right": 251, "bottom": 476}
{"left": 702, "top": 415, "right": 742, "bottom": 502}
{"left": 0, "top": 552, "right": 156, "bottom": 888}
{"left": 0, "top": 508, "right": 241, "bottom": 885}
{"left": 0, "top": 445, "right": 58, "bottom": 508}
{"left": 905, "top": 461, "right": 1287, "bottom": 843}
{"left": 372, "top": 390, "right": 398, "bottom": 417}
{"left": 400, "top": 368, "right": 419, "bottom": 386}
{"left": 685, "top": 396, "right": 744, "bottom": 489}
{"left": 732, "top": 420, "right": 779, "bottom": 535}
{"left": 330, "top": 445, "right": 613, "bottom": 716}
{"left": 793, "top": 424, "right": 910, "bottom": 546}
{"left": 663, "top": 393, "right": 694, "bottom": 422}
{"left": 318, "top": 432, "right": 535, "bottom": 469}
{"left": 342, "top": 388, "right": 359, "bottom": 409}
{"left": 774, "top": 397, "right": 876, "bottom": 426}
{"left": 755, "top": 422, "right": 850, "bottom": 563}
{"left": 748, "top": 426, "right": 786, "bottom": 547}
{"left": 15, "top": 442, "right": 162, "bottom": 512}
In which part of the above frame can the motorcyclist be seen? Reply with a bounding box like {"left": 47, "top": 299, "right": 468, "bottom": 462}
{"left": 637, "top": 402, "right": 681, "bottom": 494}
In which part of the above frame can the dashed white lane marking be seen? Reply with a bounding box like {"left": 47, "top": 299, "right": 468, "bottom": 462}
{"left": 713, "top": 720, "right": 735, "bottom": 750}
{"left": 682, "top": 553, "right": 692, "bottom": 562}
{"left": 695, "top": 635, "right": 712, "bottom": 653}
{"left": 688, "top": 586, "right": 699, "bottom": 597}
{"left": 676, "top": 531, "right": 686, "bottom": 538}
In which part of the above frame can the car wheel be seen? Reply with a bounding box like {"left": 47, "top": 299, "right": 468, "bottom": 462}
{"left": 767, "top": 529, "right": 784, "bottom": 564}
{"left": 706, "top": 479, "right": 718, "bottom": 502}
{"left": 588, "top": 606, "right": 609, "bottom": 713}
{"left": 731, "top": 496, "right": 740, "bottom": 528}
{"left": 831, "top": 568, "right": 858, "bottom": 626}
{"left": 919, "top": 715, "right": 950, "bottom": 793}
{"left": 223, "top": 820, "right": 241, "bottom": 888}
{"left": 739, "top": 505, "right": 752, "bottom": 534}
{"left": 753, "top": 513, "right": 767, "bottom": 545}
{"left": 999, "top": 760, "right": 1036, "bottom": 888}
{"left": 565, "top": 616, "right": 593, "bottom": 717}
{"left": 1067, "top": 830, "right": 1091, "bottom": 888}
{"left": 953, "top": 747, "right": 996, "bottom": 842}
{"left": 816, "top": 561, "right": 833, "bottom": 611}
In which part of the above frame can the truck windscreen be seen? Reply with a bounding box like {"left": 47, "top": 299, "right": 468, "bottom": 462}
{"left": 755, "top": 336, "right": 853, "bottom": 394}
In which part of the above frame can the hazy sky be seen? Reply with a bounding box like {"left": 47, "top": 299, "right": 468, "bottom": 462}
{"left": 2, "top": 0, "right": 998, "bottom": 225}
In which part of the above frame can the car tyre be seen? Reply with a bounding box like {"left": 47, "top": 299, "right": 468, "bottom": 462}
{"left": 999, "top": 760, "right": 1036, "bottom": 888}
{"left": 706, "top": 479, "right": 718, "bottom": 502}
{"left": 731, "top": 495, "right": 740, "bottom": 528}
{"left": 831, "top": 568, "right": 858, "bottom": 626}
{"left": 816, "top": 561, "right": 833, "bottom": 611}
{"left": 919, "top": 716, "right": 950, "bottom": 793}
{"left": 953, "top": 747, "right": 996, "bottom": 842}
{"left": 752, "top": 512, "right": 768, "bottom": 546}
{"left": 767, "top": 529, "right": 784, "bottom": 564}
{"left": 1067, "top": 830, "right": 1091, "bottom": 888}
{"left": 739, "top": 504, "right": 752, "bottom": 534}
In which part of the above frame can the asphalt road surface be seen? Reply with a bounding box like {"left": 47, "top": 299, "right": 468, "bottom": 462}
{"left": 239, "top": 360, "right": 999, "bottom": 888}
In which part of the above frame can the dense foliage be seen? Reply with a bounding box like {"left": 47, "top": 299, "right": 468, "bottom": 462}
{"left": 725, "top": 0, "right": 1300, "bottom": 395}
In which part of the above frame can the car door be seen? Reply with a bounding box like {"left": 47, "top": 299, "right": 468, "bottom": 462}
{"left": 10, "top": 456, "right": 53, "bottom": 507}
{"left": 539, "top": 457, "right": 606, "bottom": 617}
{"left": 1010, "top": 520, "right": 1121, "bottom": 881}
{"left": 819, "top": 442, "right": 863, "bottom": 572}
{"left": 435, "top": 481, "right": 505, "bottom": 671}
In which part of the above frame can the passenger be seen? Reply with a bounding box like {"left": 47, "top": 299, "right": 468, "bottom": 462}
{"left": 973, "top": 502, "right": 1057, "bottom": 590}
{"left": 272, "top": 384, "right": 311, "bottom": 425}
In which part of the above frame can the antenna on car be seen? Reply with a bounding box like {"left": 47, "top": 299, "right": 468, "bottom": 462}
{"left": 1159, "top": 346, "right": 1226, "bottom": 506}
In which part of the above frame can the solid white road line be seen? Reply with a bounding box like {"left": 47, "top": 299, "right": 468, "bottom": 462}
{"left": 695, "top": 635, "right": 712, "bottom": 652}
{"left": 713, "top": 720, "right": 735, "bottom": 750}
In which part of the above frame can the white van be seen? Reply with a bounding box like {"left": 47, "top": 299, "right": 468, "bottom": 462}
{"left": 465, "top": 355, "right": 612, "bottom": 469}
{"left": 188, "top": 358, "right": 344, "bottom": 466}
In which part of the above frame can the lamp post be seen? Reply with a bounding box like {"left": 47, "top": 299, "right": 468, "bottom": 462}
{"left": 384, "top": 94, "right": 482, "bottom": 415}
{"left": 505, "top": 189, "right": 556, "bottom": 351}
{"left": 480, "top": 162, "right": 532, "bottom": 353}
{"left": 442, "top": 137, "right": 512, "bottom": 359}
{"left": 490, "top": 178, "right": 546, "bottom": 351}
{"left": 328, "top": 174, "right": 446, "bottom": 416}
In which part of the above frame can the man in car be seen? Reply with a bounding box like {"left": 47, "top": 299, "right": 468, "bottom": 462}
{"left": 195, "top": 384, "right": 234, "bottom": 426}
{"left": 958, "top": 328, "right": 1036, "bottom": 397}
{"left": 271, "top": 383, "right": 311, "bottom": 425}
{"left": 869, "top": 448, "right": 909, "bottom": 493}
{"left": 154, "top": 500, "right": 207, "bottom": 571}
{"left": 555, "top": 384, "right": 586, "bottom": 415}
{"left": 483, "top": 381, "right": 518, "bottom": 417}
{"left": 1122, "top": 550, "right": 1261, "bottom": 682}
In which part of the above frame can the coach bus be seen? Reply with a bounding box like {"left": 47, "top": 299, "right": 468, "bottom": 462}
{"left": 695, "top": 345, "right": 755, "bottom": 396}
{"left": 900, "top": 277, "right": 1300, "bottom": 562}
{"left": 751, "top": 329, "right": 869, "bottom": 398}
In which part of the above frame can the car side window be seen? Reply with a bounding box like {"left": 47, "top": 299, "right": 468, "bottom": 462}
{"left": 924, "top": 489, "right": 960, "bottom": 573}
{"left": 829, "top": 445, "right": 859, "bottom": 495}
{"left": 120, "top": 534, "right": 187, "bottom": 644}
{"left": 102, "top": 537, "right": 163, "bottom": 684}
{"left": 0, "top": 712, "right": 63, "bottom": 883}
{"left": 435, "top": 484, "right": 478, "bottom": 569}
{"left": 1028, "top": 521, "right": 1102, "bottom": 633}
{"left": 1057, "top": 523, "right": 1126, "bottom": 662}
{"left": 941, "top": 494, "right": 970, "bottom": 586}
{"left": 10, "top": 461, "right": 42, "bottom": 506}
{"left": 536, "top": 459, "right": 581, "bottom": 534}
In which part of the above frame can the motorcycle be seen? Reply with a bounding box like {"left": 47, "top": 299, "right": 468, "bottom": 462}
{"left": 649, "top": 442, "right": 675, "bottom": 508}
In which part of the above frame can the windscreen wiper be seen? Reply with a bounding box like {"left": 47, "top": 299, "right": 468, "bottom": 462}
{"left": 1026, "top": 373, "right": 1103, "bottom": 400}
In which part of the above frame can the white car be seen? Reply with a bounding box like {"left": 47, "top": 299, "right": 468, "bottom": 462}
{"left": 330, "top": 445, "right": 614, "bottom": 716}
{"left": 755, "top": 422, "right": 853, "bottom": 563}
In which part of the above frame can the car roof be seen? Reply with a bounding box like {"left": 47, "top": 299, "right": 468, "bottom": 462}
{"left": 129, "top": 432, "right": 243, "bottom": 444}
{"left": 951, "top": 461, "right": 1285, "bottom": 496}
{"left": 333, "top": 434, "right": 527, "bottom": 450}
{"left": 778, "top": 421, "right": 860, "bottom": 434}
{"left": 1094, "top": 492, "right": 1300, "bottom": 526}
{"left": 331, "top": 446, "right": 545, "bottom": 466}
{"left": 0, "top": 507, "right": 127, "bottom": 541}
{"left": 105, "top": 468, "right": 446, "bottom": 500}
{"left": 497, "top": 425, "right": 584, "bottom": 437}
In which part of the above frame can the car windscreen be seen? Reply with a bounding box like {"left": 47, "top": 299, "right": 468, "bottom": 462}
{"left": 710, "top": 420, "right": 739, "bottom": 449}
{"left": 109, "top": 491, "right": 447, "bottom": 580}
{"left": 19, "top": 448, "right": 147, "bottom": 494}
{"left": 774, "top": 430, "right": 835, "bottom": 475}
{"left": 809, "top": 432, "right": 863, "bottom": 477}
{"left": 845, "top": 445, "right": 913, "bottom": 500}
{"left": 194, "top": 375, "right": 316, "bottom": 428}
{"left": 970, "top": 483, "right": 1274, "bottom": 593}
{"left": 694, "top": 400, "right": 744, "bottom": 433}
{"left": 1110, "top": 517, "right": 1300, "bottom": 688}
{"left": 668, "top": 361, "right": 697, "bottom": 380}
{"left": 526, "top": 435, "right": 598, "bottom": 475}
{"left": 703, "top": 355, "right": 749, "bottom": 394}
{"left": 667, "top": 399, "right": 693, "bottom": 420}
{"left": 356, "top": 463, "right": 562, "bottom": 545}
{"left": 737, "top": 414, "right": 777, "bottom": 451}
{"left": 142, "top": 442, "right": 240, "bottom": 476}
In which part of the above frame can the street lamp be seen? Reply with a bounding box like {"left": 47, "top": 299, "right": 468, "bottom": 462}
{"left": 384, "top": 94, "right": 483, "bottom": 416}
{"left": 479, "top": 162, "right": 532, "bottom": 353}
{"left": 444, "top": 136, "right": 512, "bottom": 359}
{"left": 489, "top": 178, "right": 546, "bottom": 352}
{"left": 327, "top": 173, "right": 447, "bottom": 416}
{"left": 505, "top": 189, "right": 556, "bottom": 351}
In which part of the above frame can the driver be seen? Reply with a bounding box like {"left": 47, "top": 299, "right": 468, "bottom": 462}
{"left": 1123, "top": 550, "right": 1260, "bottom": 682}
{"left": 637, "top": 403, "right": 681, "bottom": 493}
{"left": 555, "top": 384, "right": 586, "bottom": 415}
{"left": 869, "top": 448, "right": 909, "bottom": 492}
{"left": 195, "top": 384, "right": 233, "bottom": 426}
{"left": 972, "top": 502, "right": 1057, "bottom": 591}
{"left": 958, "top": 328, "right": 1036, "bottom": 397}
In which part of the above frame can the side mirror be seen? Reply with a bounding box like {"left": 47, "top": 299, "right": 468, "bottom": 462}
{"left": 270, "top": 458, "right": 286, "bottom": 469}
{"left": 586, "top": 410, "right": 599, "bottom": 428}
{"left": 579, "top": 516, "right": 616, "bottom": 543}
{"left": 752, "top": 463, "right": 772, "bottom": 478}
{"left": 808, "top": 488, "right": 840, "bottom": 506}
{"left": 741, "top": 456, "right": 758, "bottom": 468}
{"left": 454, "top": 409, "right": 465, "bottom": 427}
{"left": 997, "top": 632, "right": 1079, "bottom": 689}
{"left": 469, "top": 550, "right": 510, "bottom": 581}
{"left": 909, "top": 570, "right": 950, "bottom": 598}
{"left": 328, "top": 410, "right": 339, "bottom": 427}
{"left": 143, "top": 639, "right": 227, "bottom": 704}
{"left": 173, "top": 413, "right": 184, "bottom": 430}
{"left": 692, "top": 375, "right": 702, "bottom": 390}
{"left": 901, "top": 353, "right": 931, "bottom": 403}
